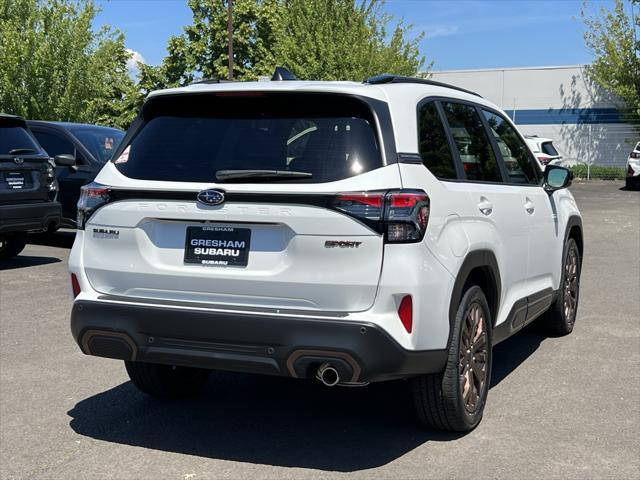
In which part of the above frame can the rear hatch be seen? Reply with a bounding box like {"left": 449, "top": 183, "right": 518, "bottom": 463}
{"left": 83, "top": 92, "right": 400, "bottom": 312}
{"left": 0, "top": 116, "right": 51, "bottom": 205}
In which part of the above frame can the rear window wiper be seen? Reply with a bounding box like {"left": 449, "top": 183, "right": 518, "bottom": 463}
{"left": 215, "top": 169, "right": 313, "bottom": 182}
{"left": 8, "top": 148, "right": 37, "bottom": 155}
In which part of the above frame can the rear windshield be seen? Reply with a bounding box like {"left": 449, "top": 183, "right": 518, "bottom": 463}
{"left": 70, "top": 126, "right": 124, "bottom": 163}
{"left": 0, "top": 122, "right": 42, "bottom": 156}
{"left": 541, "top": 141, "right": 559, "bottom": 156}
{"left": 113, "top": 93, "right": 382, "bottom": 183}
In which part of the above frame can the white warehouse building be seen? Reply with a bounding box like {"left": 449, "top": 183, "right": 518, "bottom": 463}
{"left": 429, "top": 65, "right": 638, "bottom": 168}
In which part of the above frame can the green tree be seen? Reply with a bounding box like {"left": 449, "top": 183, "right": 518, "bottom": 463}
{"left": 139, "top": 0, "right": 281, "bottom": 93}
{"left": 582, "top": 0, "right": 640, "bottom": 121}
{"left": 144, "top": 0, "right": 426, "bottom": 91}
{"left": 0, "top": 0, "right": 137, "bottom": 129}
{"left": 277, "top": 0, "right": 425, "bottom": 81}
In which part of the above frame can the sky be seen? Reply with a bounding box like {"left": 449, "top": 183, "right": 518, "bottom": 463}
{"left": 93, "top": 0, "right": 624, "bottom": 74}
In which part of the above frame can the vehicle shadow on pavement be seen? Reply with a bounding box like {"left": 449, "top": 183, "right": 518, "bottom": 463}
{"left": 491, "top": 323, "right": 546, "bottom": 387}
{"left": 68, "top": 326, "right": 544, "bottom": 471}
{"left": 0, "top": 255, "right": 61, "bottom": 271}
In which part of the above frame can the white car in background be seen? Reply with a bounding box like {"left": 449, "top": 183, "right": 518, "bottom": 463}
{"left": 525, "top": 136, "right": 562, "bottom": 169}
{"left": 626, "top": 141, "right": 640, "bottom": 190}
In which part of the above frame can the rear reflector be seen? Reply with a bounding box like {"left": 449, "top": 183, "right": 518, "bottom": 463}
{"left": 398, "top": 295, "right": 413, "bottom": 333}
{"left": 71, "top": 274, "right": 81, "bottom": 298}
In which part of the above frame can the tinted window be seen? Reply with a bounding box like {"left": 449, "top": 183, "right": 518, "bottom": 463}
{"left": 541, "top": 141, "right": 559, "bottom": 156}
{"left": 418, "top": 102, "right": 457, "bottom": 179}
{"left": 0, "top": 124, "right": 41, "bottom": 155}
{"left": 70, "top": 127, "right": 124, "bottom": 163}
{"left": 482, "top": 110, "right": 539, "bottom": 185}
{"left": 32, "top": 131, "right": 75, "bottom": 159}
{"left": 115, "top": 94, "right": 382, "bottom": 183}
{"left": 441, "top": 102, "right": 502, "bottom": 182}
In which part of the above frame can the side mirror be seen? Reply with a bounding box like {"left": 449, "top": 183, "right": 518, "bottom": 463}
{"left": 544, "top": 165, "right": 573, "bottom": 193}
{"left": 54, "top": 154, "right": 76, "bottom": 167}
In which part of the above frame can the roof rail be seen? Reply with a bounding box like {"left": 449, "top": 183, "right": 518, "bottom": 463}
{"left": 189, "top": 78, "right": 223, "bottom": 85}
{"left": 363, "top": 74, "right": 483, "bottom": 98}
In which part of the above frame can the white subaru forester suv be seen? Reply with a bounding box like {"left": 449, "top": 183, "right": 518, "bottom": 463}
{"left": 68, "top": 71, "right": 583, "bottom": 432}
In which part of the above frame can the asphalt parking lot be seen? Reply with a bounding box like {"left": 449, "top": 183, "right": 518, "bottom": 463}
{"left": 1, "top": 181, "right": 638, "bottom": 479}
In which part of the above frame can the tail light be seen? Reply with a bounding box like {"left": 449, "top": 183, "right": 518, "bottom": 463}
{"left": 70, "top": 273, "right": 81, "bottom": 298}
{"left": 537, "top": 156, "right": 550, "bottom": 165}
{"left": 77, "top": 182, "right": 112, "bottom": 229}
{"left": 398, "top": 295, "right": 413, "bottom": 333}
{"left": 333, "top": 189, "right": 430, "bottom": 243}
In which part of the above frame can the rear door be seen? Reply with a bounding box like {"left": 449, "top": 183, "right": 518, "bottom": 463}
{"left": 439, "top": 100, "right": 530, "bottom": 325}
{"left": 0, "top": 117, "right": 51, "bottom": 206}
{"left": 481, "top": 109, "right": 559, "bottom": 307}
{"left": 84, "top": 92, "right": 400, "bottom": 313}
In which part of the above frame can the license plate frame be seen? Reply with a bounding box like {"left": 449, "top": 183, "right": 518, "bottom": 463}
{"left": 5, "top": 172, "right": 25, "bottom": 189}
{"left": 184, "top": 225, "right": 251, "bottom": 267}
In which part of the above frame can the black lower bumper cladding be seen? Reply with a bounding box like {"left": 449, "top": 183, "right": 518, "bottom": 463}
{"left": 70, "top": 300, "right": 447, "bottom": 383}
{"left": 0, "top": 202, "right": 61, "bottom": 233}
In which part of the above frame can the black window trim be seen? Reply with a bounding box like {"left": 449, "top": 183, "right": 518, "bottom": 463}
{"left": 414, "top": 95, "right": 544, "bottom": 188}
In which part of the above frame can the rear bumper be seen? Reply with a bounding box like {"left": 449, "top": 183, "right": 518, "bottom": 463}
{"left": 0, "top": 202, "right": 61, "bottom": 233}
{"left": 70, "top": 299, "right": 447, "bottom": 383}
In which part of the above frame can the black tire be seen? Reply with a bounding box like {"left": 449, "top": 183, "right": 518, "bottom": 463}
{"left": 543, "top": 238, "right": 581, "bottom": 336}
{"left": 412, "top": 285, "right": 492, "bottom": 432}
{"left": 124, "top": 361, "right": 210, "bottom": 398}
{"left": 0, "top": 232, "right": 28, "bottom": 261}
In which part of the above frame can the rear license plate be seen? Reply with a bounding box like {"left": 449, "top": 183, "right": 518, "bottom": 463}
{"left": 184, "top": 226, "right": 251, "bottom": 266}
{"left": 5, "top": 172, "right": 25, "bottom": 189}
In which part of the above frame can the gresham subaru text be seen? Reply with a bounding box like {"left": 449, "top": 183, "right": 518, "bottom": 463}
{"left": 68, "top": 70, "right": 583, "bottom": 432}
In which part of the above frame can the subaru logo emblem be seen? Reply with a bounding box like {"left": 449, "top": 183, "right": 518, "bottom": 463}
{"left": 197, "top": 189, "right": 225, "bottom": 206}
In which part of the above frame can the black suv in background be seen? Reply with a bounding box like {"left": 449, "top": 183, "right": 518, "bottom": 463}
{"left": 0, "top": 114, "right": 61, "bottom": 260}
{"left": 27, "top": 121, "right": 124, "bottom": 227}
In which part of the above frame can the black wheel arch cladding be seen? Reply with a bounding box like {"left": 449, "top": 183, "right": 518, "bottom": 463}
{"left": 449, "top": 250, "right": 501, "bottom": 335}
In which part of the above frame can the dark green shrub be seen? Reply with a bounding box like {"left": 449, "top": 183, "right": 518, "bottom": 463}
{"left": 569, "top": 164, "right": 626, "bottom": 180}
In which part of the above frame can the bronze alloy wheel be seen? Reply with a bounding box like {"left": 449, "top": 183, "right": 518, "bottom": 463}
{"left": 459, "top": 302, "right": 488, "bottom": 413}
{"left": 563, "top": 247, "right": 579, "bottom": 326}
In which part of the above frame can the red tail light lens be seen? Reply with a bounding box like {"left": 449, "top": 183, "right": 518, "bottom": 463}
{"left": 386, "top": 191, "right": 430, "bottom": 243}
{"left": 333, "top": 192, "right": 385, "bottom": 220}
{"left": 332, "top": 190, "right": 430, "bottom": 243}
{"left": 70, "top": 274, "right": 81, "bottom": 298}
{"left": 398, "top": 295, "right": 413, "bottom": 333}
{"left": 77, "top": 182, "right": 112, "bottom": 229}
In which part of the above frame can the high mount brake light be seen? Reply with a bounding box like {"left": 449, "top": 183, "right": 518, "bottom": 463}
{"left": 77, "top": 182, "right": 112, "bottom": 229}
{"left": 333, "top": 190, "right": 430, "bottom": 243}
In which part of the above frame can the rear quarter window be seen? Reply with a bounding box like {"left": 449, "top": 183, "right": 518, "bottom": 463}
{"left": 417, "top": 101, "right": 457, "bottom": 179}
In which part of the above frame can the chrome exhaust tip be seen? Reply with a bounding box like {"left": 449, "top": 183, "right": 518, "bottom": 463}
{"left": 316, "top": 362, "right": 340, "bottom": 387}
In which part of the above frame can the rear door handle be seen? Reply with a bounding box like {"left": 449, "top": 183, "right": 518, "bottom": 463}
{"left": 524, "top": 197, "right": 535, "bottom": 215}
{"left": 478, "top": 197, "right": 493, "bottom": 216}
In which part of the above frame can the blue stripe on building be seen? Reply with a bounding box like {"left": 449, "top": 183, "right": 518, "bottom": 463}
{"left": 504, "top": 108, "right": 622, "bottom": 125}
